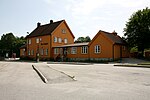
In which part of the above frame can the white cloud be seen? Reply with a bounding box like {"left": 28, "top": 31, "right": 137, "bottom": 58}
{"left": 71, "top": 0, "right": 106, "bottom": 16}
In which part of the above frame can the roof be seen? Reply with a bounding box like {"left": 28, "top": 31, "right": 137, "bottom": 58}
{"left": 101, "top": 30, "right": 126, "bottom": 44}
{"left": 20, "top": 44, "right": 27, "bottom": 49}
{"left": 53, "top": 42, "right": 89, "bottom": 48}
{"left": 89, "top": 30, "right": 126, "bottom": 45}
{"left": 26, "top": 20, "right": 64, "bottom": 38}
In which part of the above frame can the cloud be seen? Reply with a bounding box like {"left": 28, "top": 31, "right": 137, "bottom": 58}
{"left": 70, "top": 0, "right": 106, "bottom": 16}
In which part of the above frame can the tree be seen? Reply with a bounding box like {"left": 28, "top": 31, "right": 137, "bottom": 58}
{"left": 84, "top": 36, "right": 91, "bottom": 42}
{"left": 0, "top": 33, "right": 26, "bottom": 57}
{"left": 124, "top": 7, "right": 150, "bottom": 56}
{"left": 13, "top": 36, "right": 26, "bottom": 57}
{"left": 75, "top": 36, "right": 91, "bottom": 43}
{"left": 0, "top": 33, "right": 16, "bottom": 57}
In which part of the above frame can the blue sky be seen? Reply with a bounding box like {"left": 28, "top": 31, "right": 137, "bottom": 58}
{"left": 0, "top": 0, "right": 149, "bottom": 39}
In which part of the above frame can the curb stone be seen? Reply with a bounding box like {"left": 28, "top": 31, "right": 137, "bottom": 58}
{"left": 32, "top": 65, "right": 48, "bottom": 83}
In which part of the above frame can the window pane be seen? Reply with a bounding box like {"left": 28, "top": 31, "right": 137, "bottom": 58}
{"left": 58, "top": 38, "right": 62, "bottom": 43}
{"left": 82, "top": 46, "right": 88, "bottom": 54}
{"left": 29, "top": 39, "right": 31, "bottom": 44}
{"left": 95, "top": 45, "right": 100, "bottom": 53}
{"left": 64, "top": 38, "right": 67, "bottom": 44}
{"left": 71, "top": 47, "right": 77, "bottom": 54}
{"left": 41, "top": 49, "right": 44, "bottom": 55}
{"left": 36, "top": 38, "right": 39, "bottom": 43}
{"left": 54, "top": 37, "right": 57, "bottom": 42}
{"left": 45, "top": 49, "right": 48, "bottom": 55}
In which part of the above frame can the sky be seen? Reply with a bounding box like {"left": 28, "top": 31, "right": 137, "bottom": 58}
{"left": 0, "top": 0, "right": 150, "bottom": 39}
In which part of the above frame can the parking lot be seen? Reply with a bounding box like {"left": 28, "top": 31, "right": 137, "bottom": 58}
{"left": 0, "top": 61, "right": 150, "bottom": 100}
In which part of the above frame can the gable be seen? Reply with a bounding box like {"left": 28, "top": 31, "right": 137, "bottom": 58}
{"left": 51, "top": 20, "right": 75, "bottom": 39}
{"left": 89, "top": 30, "right": 126, "bottom": 46}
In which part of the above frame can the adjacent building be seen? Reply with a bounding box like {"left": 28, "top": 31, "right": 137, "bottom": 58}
{"left": 20, "top": 20, "right": 128, "bottom": 61}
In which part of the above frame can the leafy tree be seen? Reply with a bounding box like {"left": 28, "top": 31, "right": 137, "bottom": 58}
{"left": 84, "top": 36, "right": 91, "bottom": 42}
{"left": 13, "top": 36, "right": 26, "bottom": 57}
{"left": 0, "top": 33, "right": 15, "bottom": 57}
{"left": 0, "top": 33, "right": 26, "bottom": 57}
{"left": 124, "top": 7, "right": 150, "bottom": 56}
{"left": 75, "top": 36, "right": 91, "bottom": 43}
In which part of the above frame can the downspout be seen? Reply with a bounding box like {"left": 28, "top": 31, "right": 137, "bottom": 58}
{"left": 120, "top": 45, "right": 122, "bottom": 62}
{"left": 50, "top": 35, "right": 52, "bottom": 60}
{"left": 120, "top": 45, "right": 122, "bottom": 59}
{"left": 112, "top": 44, "right": 115, "bottom": 61}
{"left": 88, "top": 45, "right": 90, "bottom": 62}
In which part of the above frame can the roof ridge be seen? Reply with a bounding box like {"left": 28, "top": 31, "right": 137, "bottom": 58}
{"left": 27, "top": 20, "right": 64, "bottom": 38}
{"left": 39, "top": 20, "right": 64, "bottom": 27}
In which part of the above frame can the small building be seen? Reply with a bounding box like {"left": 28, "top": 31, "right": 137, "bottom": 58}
{"left": 20, "top": 20, "right": 128, "bottom": 61}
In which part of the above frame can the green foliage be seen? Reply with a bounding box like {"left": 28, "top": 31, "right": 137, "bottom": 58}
{"left": 130, "top": 47, "right": 138, "bottom": 53}
{"left": 0, "top": 33, "right": 26, "bottom": 57}
{"left": 124, "top": 7, "right": 150, "bottom": 55}
{"left": 75, "top": 36, "right": 91, "bottom": 43}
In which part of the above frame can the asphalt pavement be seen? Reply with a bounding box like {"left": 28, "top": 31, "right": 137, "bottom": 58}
{"left": 0, "top": 61, "right": 150, "bottom": 100}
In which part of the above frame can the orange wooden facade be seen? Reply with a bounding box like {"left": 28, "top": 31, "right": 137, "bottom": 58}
{"left": 20, "top": 20, "right": 129, "bottom": 61}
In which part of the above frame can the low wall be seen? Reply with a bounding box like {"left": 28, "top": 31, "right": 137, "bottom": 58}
{"left": 68, "top": 58, "right": 113, "bottom": 62}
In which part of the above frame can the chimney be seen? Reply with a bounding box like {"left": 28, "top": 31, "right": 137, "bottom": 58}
{"left": 112, "top": 30, "right": 117, "bottom": 36}
{"left": 50, "top": 20, "right": 53, "bottom": 24}
{"left": 37, "top": 22, "right": 41, "bottom": 27}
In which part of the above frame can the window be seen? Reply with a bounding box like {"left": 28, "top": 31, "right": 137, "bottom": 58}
{"left": 122, "top": 46, "right": 126, "bottom": 51}
{"left": 67, "top": 48, "right": 70, "bottom": 54}
{"left": 28, "top": 50, "right": 30, "bottom": 55}
{"left": 62, "top": 29, "right": 66, "bottom": 33}
{"left": 95, "top": 45, "right": 100, "bottom": 53}
{"left": 41, "top": 49, "right": 44, "bottom": 55}
{"left": 64, "top": 38, "right": 68, "bottom": 44}
{"left": 58, "top": 38, "right": 62, "bottom": 43}
{"left": 54, "top": 37, "right": 57, "bottom": 42}
{"left": 71, "top": 47, "right": 77, "bottom": 54}
{"left": 36, "top": 38, "right": 39, "bottom": 43}
{"left": 81, "top": 46, "right": 88, "bottom": 54}
{"left": 22, "top": 49, "right": 25, "bottom": 55}
{"left": 45, "top": 49, "right": 48, "bottom": 55}
{"left": 54, "top": 48, "right": 59, "bottom": 54}
{"left": 39, "top": 38, "right": 42, "bottom": 42}
{"left": 31, "top": 50, "right": 34, "bottom": 55}
{"left": 28, "top": 39, "right": 31, "bottom": 44}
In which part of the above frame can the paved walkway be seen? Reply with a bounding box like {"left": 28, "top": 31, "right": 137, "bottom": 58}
{"left": 33, "top": 64, "right": 74, "bottom": 84}
{"left": 120, "top": 58, "right": 150, "bottom": 64}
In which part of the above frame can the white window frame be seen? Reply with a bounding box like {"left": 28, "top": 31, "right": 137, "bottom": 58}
{"left": 81, "top": 46, "right": 88, "bottom": 54}
{"left": 36, "top": 38, "right": 39, "bottom": 43}
{"left": 58, "top": 38, "right": 62, "bottom": 43}
{"left": 28, "top": 39, "right": 31, "bottom": 44}
{"left": 54, "top": 48, "right": 59, "bottom": 54}
{"left": 64, "top": 38, "right": 68, "bottom": 44}
{"left": 28, "top": 50, "right": 30, "bottom": 55}
{"left": 71, "top": 47, "right": 77, "bottom": 54}
{"left": 41, "top": 49, "right": 44, "bottom": 55}
{"left": 62, "top": 29, "right": 66, "bottom": 33}
{"left": 54, "top": 37, "right": 57, "bottom": 42}
{"left": 22, "top": 49, "right": 25, "bottom": 55}
{"left": 39, "top": 38, "right": 42, "bottom": 42}
{"left": 31, "top": 49, "right": 34, "bottom": 55}
{"left": 95, "top": 45, "right": 100, "bottom": 53}
{"left": 45, "top": 49, "right": 48, "bottom": 55}
{"left": 122, "top": 46, "right": 126, "bottom": 51}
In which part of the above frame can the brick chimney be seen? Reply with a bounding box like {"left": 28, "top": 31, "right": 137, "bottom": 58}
{"left": 112, "top": 30, "right": 117, "bottom": 35}
{"left": 50, "top": 20, "right": 53, "bottom": 24}
{"left": 37, "top": 22, "right": 41, "bottom": 27}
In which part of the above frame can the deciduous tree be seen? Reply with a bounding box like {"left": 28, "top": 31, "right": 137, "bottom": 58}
{"left": 124, "top": 7, "right": 150, "bottom": 56}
